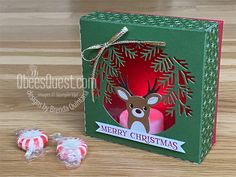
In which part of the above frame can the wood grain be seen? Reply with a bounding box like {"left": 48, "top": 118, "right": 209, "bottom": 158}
{"left": 0, "top": 0, "right": 236, "bottom": 176}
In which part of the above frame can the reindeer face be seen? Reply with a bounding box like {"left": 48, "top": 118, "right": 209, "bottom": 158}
{"left": 115, "top": 87, "right": 161, "bottom": 119}
{"left": 128, "top": 96, "right": 149, "bottom": 118}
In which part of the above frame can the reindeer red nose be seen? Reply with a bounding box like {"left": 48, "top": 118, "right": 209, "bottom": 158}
{"left": 135, "top": 109, "right": 142, "bottom": 114}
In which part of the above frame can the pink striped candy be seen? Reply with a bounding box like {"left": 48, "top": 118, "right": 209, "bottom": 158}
{"left": 17, "top": 129, "right": 48, "bottom": 158}
{"left": 56, "top": 137, "right": 87, "bottom": 167}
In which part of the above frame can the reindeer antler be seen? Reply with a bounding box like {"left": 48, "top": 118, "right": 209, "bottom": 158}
{"left": 116, "top": 74, "right": 133, "bottom": 96}
{"left": 144, "top": 78, "right": 160, "bottom": 98}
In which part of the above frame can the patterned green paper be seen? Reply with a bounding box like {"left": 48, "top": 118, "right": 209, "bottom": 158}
{"left": 80, "top": 12, "right": 223, "bottom": 163}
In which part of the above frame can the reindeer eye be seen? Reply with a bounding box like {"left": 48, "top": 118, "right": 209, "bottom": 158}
{"left": 143, "top": 106, "right": 147, "bottom": 111}
{"left": 129, "top": 104, "right": 133, "bottom": 108}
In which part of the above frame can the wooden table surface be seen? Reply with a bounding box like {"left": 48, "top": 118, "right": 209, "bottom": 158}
{"left": 0, "top": 0, "right": 236, "bottom": 176}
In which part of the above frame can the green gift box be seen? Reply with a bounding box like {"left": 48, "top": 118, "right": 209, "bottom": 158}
{"left": 80, "top": 12, "right": 223, "bottom": 163}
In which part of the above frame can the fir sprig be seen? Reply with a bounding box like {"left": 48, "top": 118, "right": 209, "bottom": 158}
{"left": 121, "top": 45, "right": 137, "bottom": 59}
{"left": 101, "top": 59, "right": 120, "bottom": 77}
{"left": 141, "top": 45, "right": 160, "bottom": 61}
{"left": 151, "top": 55, "right": 174, "bottom": 72}
{"left": 110, "top": 46, "right": 125, "bottom": 68}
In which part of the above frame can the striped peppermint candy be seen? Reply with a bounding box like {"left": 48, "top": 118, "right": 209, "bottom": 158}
{"left": 56, "top": 137, "right": 87, "bottom": 166}
{"left": 17, "top": 129, "right": 48, "bottom": 152}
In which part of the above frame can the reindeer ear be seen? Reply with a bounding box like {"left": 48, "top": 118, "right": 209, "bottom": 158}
{"left": 146, "top": 93, "right": 161, "bottom": 106}
{"left": 115, "top": 87, "right": 131, "bottom": 101}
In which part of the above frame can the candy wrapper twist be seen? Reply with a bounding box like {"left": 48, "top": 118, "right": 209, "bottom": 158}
{"left": 16, "top": 129, "right": 48, "bottom": 161}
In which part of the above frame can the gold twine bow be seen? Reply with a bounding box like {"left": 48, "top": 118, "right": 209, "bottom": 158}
{"left": 81, "top": 26, "right": 166, "bottom": 102}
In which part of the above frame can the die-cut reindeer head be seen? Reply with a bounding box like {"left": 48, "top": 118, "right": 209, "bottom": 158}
{"left": 115, "top": 77, "right": 162, "bottom": 133}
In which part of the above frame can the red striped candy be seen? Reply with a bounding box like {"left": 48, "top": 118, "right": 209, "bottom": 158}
{"left": 17, "top": 129, "right": 48, "bottom": 152}
{"left": 56, "top": 137, "right": 87, "bottom": 166}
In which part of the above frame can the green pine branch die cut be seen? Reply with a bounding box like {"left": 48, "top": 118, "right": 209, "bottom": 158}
{"left": 91, "top": 44, "right": 195, "bottom": 119}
